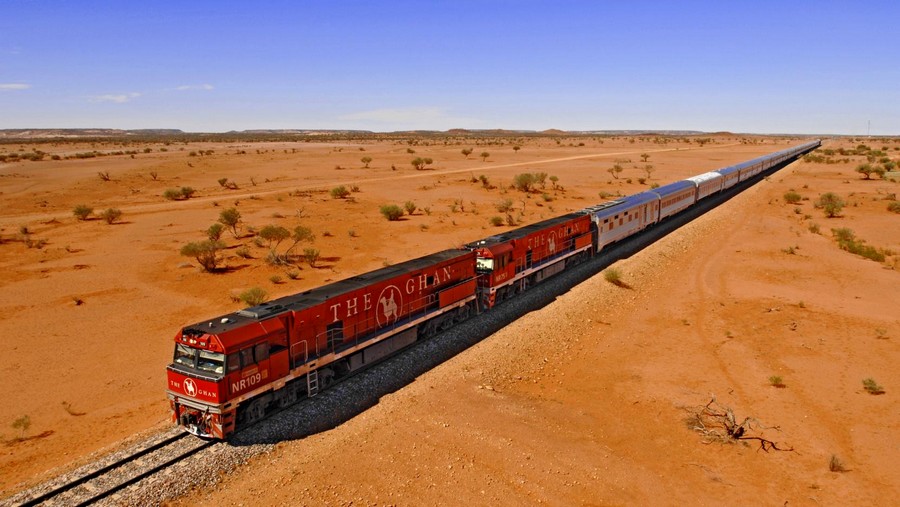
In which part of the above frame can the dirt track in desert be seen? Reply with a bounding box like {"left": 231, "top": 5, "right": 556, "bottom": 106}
{"left": 1, "top": 134, "right": 897, "bottom": 504}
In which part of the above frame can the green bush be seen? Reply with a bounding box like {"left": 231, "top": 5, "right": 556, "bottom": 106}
{"left": 100, "top": 208, "right": 122, "bottom": 224}
{"left": 180, "top": 240, "right": 226, "bottom": 272}
{"left": 207, "top": 223, "right": 225, "bottom": 241}
{"left": 239, "top": 287, "right": 268, "bottom": 306}
{"left": 862, "top": 378, "right": 885, "bottom": 395}
{"left": 404, "top": 201, "right": 417, "bottom": 215}
{"left": 380, "top": 204, "right": 404, "bottom": 221}
{"left": 73, "top": 204, "right": 94, "bottom": 221}
{"left": 783, "top": 191, "right": 802, "bottom": 204}
{"left": 816, "top": 192, "right": 845, "bottom": 217}
{"left": 330, "top": 185, "right": 350, "bottom": 199}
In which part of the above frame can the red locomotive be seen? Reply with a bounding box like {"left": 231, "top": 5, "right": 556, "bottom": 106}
{"left": 167, "top": 140, "right": 821, "bottom": 439}
{"left": 466, "top": 212, "right": 593, "bottom": 309}
{"left": 167, "top": 249, "right": 477, "bottom": 438}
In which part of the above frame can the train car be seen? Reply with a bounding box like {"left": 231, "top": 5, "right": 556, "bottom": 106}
{"left": 651, "top": 180, "right": 697, "bottom": 221}
{"left": 686, "top": 171, "right": 724, "bottom": 200}
{"left": 583, "top": 193, "right": 660, "bottom": 252}
{"left": 717, "top": 165, "right": 741, "bottom": 190}
{"left": 167, "top": 248, "right": 477, "bottom": 438}
{"left": 466, "top": 212, "right": 593, "bottom": 309}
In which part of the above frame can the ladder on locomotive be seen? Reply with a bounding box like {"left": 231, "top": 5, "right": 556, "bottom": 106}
{"left": 307, "top": 369, "right": 320, "bottom": 397}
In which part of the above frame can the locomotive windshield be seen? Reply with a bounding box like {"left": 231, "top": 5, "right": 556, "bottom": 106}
{"left": 173, "top": 344, "right": 225, "bottom": 375}
{"left": 475, "top": 256, "right": 494, "bottom": 272}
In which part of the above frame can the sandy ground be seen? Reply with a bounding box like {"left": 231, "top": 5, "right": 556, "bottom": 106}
{"left": 0, "top": 135, "right": 897, "bottom": 504}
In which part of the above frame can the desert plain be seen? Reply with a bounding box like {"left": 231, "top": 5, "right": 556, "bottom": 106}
{"left": 0, "top": 133, "right": 897, "bottom": 505}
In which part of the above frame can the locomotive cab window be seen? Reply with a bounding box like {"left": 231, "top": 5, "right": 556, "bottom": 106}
{"left": 475, "top": 256, "right": 494, "bottom": 272}
{"left": 174, "top": 344, "right": 196, "bottom": 368}
{"left": 197, "top": 350, "right": 225, "bottom": 374}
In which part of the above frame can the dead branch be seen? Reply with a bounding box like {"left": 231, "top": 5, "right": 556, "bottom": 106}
{"left": 687, "top": 395, "right": 794, "bottom": 453}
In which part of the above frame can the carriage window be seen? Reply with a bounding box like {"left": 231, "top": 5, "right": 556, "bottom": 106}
{"left": 174, "top": 344, "right": 196, "bottom": 368}
{"left": 197, "top": 350, "right": 225, "bottom": 374}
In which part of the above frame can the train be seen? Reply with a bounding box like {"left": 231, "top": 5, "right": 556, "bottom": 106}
{"left": 166, "top": 139, "right": 820, "bottom": 439}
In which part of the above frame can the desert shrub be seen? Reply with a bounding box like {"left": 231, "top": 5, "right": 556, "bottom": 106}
{"left": 768, "top": 375, "right": 785, "bottom": 388}
{"left": 163, "top": 188, "right": 187, "bottom": 200}
{"left": 180, "top": 186, "right": 196, "bottom": 199}
{"left": 100, "top": 208, "right": 122, "bottom": 224}
{"left": 331, "top": 185, "right": 350, "bottom": 199}
{"left": 513, "top": 173, "right": 536, "bottom": 192}
{"left": 888, "top": 201, "right": 900, "bottom": 214}
{"left": 361, "top": 156, "right": 372, "bottom": 168}
{"left": 380, "top": 204, "right": 404, "bottom": 221}
{"left": 303, "top": 247, "right": 320, "bottom": 267}
{"left": 204, "top": 223, "right": 225, "bottom": 241}
{"left": 783, "top": 191, "right": 802, "bottom": 204}
{"left": 73, "top": 204, "right": 94, "bottom": 221}
{"left": 239, "top": 287, "right": 268, "bottom": 306}
{"left": 348, "top": 229, "right": 358, "bottom": 238}
{"left": 496, "top": 198, "right": 514, "bottom": 213}
{"left": 815, "top": 192, "right": 844, "bottom": 217}
{"left": 218, "top": 208, "right": 242, "bottom": 237}
{"left": 489, "top": 216, "right": 504, "bottom": 226}
{"left": 480, "top": 151, "right": 490, "bottom": 161}
{"left": 235, "top": 246, "right": 252, "bottom": 259}
{"left": 649, "top": 182, "right": 660, "bottom": 189}
{"left": 269, "top": 275, "right": 282, "bottom": 284}
{"left": 808, "top": 222, "right": 821, "bottom": 234}
{"left": 542, "top": 193, "right": 553, "bottom": 202}
{"left": 404, "top": 201, "right": 417, "bottom": 215}
{"left": 829, "top": 455, "right": 847, "bottom": 473}
{"left": 862, "top": 378, "right": 885, "bottom": 395}
{"left": 603, "top": 268, "right": 628, "bottom": 287}
{"left": 97, "top": 171, "right": 111, "bottom": 181}
{"left": 831, "top": 228, "right": 885, "bottom": 262}
{"left": 180, "top": 240, "right": 226, "bottom": 272}
{"left": 12, "top": 415, "right": 31, "bottom": 439}
{"left": 217, "top": 177, "right": 229, "bottom": 187}
{"left": 285, "top": 269, "right": 300, "bottom": 280}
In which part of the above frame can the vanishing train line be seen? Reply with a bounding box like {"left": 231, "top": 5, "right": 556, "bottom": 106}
{"left": 166, "top": 140, "right": 821, "bottom": 440}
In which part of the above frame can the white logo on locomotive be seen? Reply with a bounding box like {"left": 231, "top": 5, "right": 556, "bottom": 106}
{"left": 376, "top": 285, "right": 403, "bottom": 327}
{"left": 548, "top": 231, "right": 557, "bottom": 253}
{"left": 183, "top": 378, "right": 197, "bottom": 397}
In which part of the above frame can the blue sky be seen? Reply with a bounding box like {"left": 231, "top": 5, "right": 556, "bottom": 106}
{"left": 1, "top": 1, "right": 898, "bottom": 134}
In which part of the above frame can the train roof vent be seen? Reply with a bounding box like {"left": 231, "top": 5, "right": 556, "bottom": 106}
{"left": 237, "top": 303, "right": 286, "bottom": 320}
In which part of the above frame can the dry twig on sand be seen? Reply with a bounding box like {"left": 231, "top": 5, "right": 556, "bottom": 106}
{"left": 686, "top": 395, "right": 794, "bottom": 452}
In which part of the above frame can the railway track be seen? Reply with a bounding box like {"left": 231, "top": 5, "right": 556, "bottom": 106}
{"left": 9, "top": 431, "right": 215, "bottom": 506}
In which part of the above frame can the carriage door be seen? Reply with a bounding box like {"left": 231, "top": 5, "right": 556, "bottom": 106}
{"left": 525, "top": 249, "right": 533, "bottom": 270}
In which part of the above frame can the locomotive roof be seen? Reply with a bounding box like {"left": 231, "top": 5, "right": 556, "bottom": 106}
{"left": 183, "top": 248, "right": 472, "bottom": 335}
{"left": 465, "top": 211, "right": 585, "bottom": 248}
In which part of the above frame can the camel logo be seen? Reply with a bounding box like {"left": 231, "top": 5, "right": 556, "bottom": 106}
{"left": 183, "top": 378, "right": 198, "bottom": 397}
{"left": 548, "top": 231, "right": 557, "bottom": 254}
{"left": 376, "top": 285, "right": 403, "bottom": 327}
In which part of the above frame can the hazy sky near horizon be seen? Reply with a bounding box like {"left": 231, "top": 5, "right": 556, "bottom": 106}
{"left": 1, "top": 1, "right": 898, "bottom": 135}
